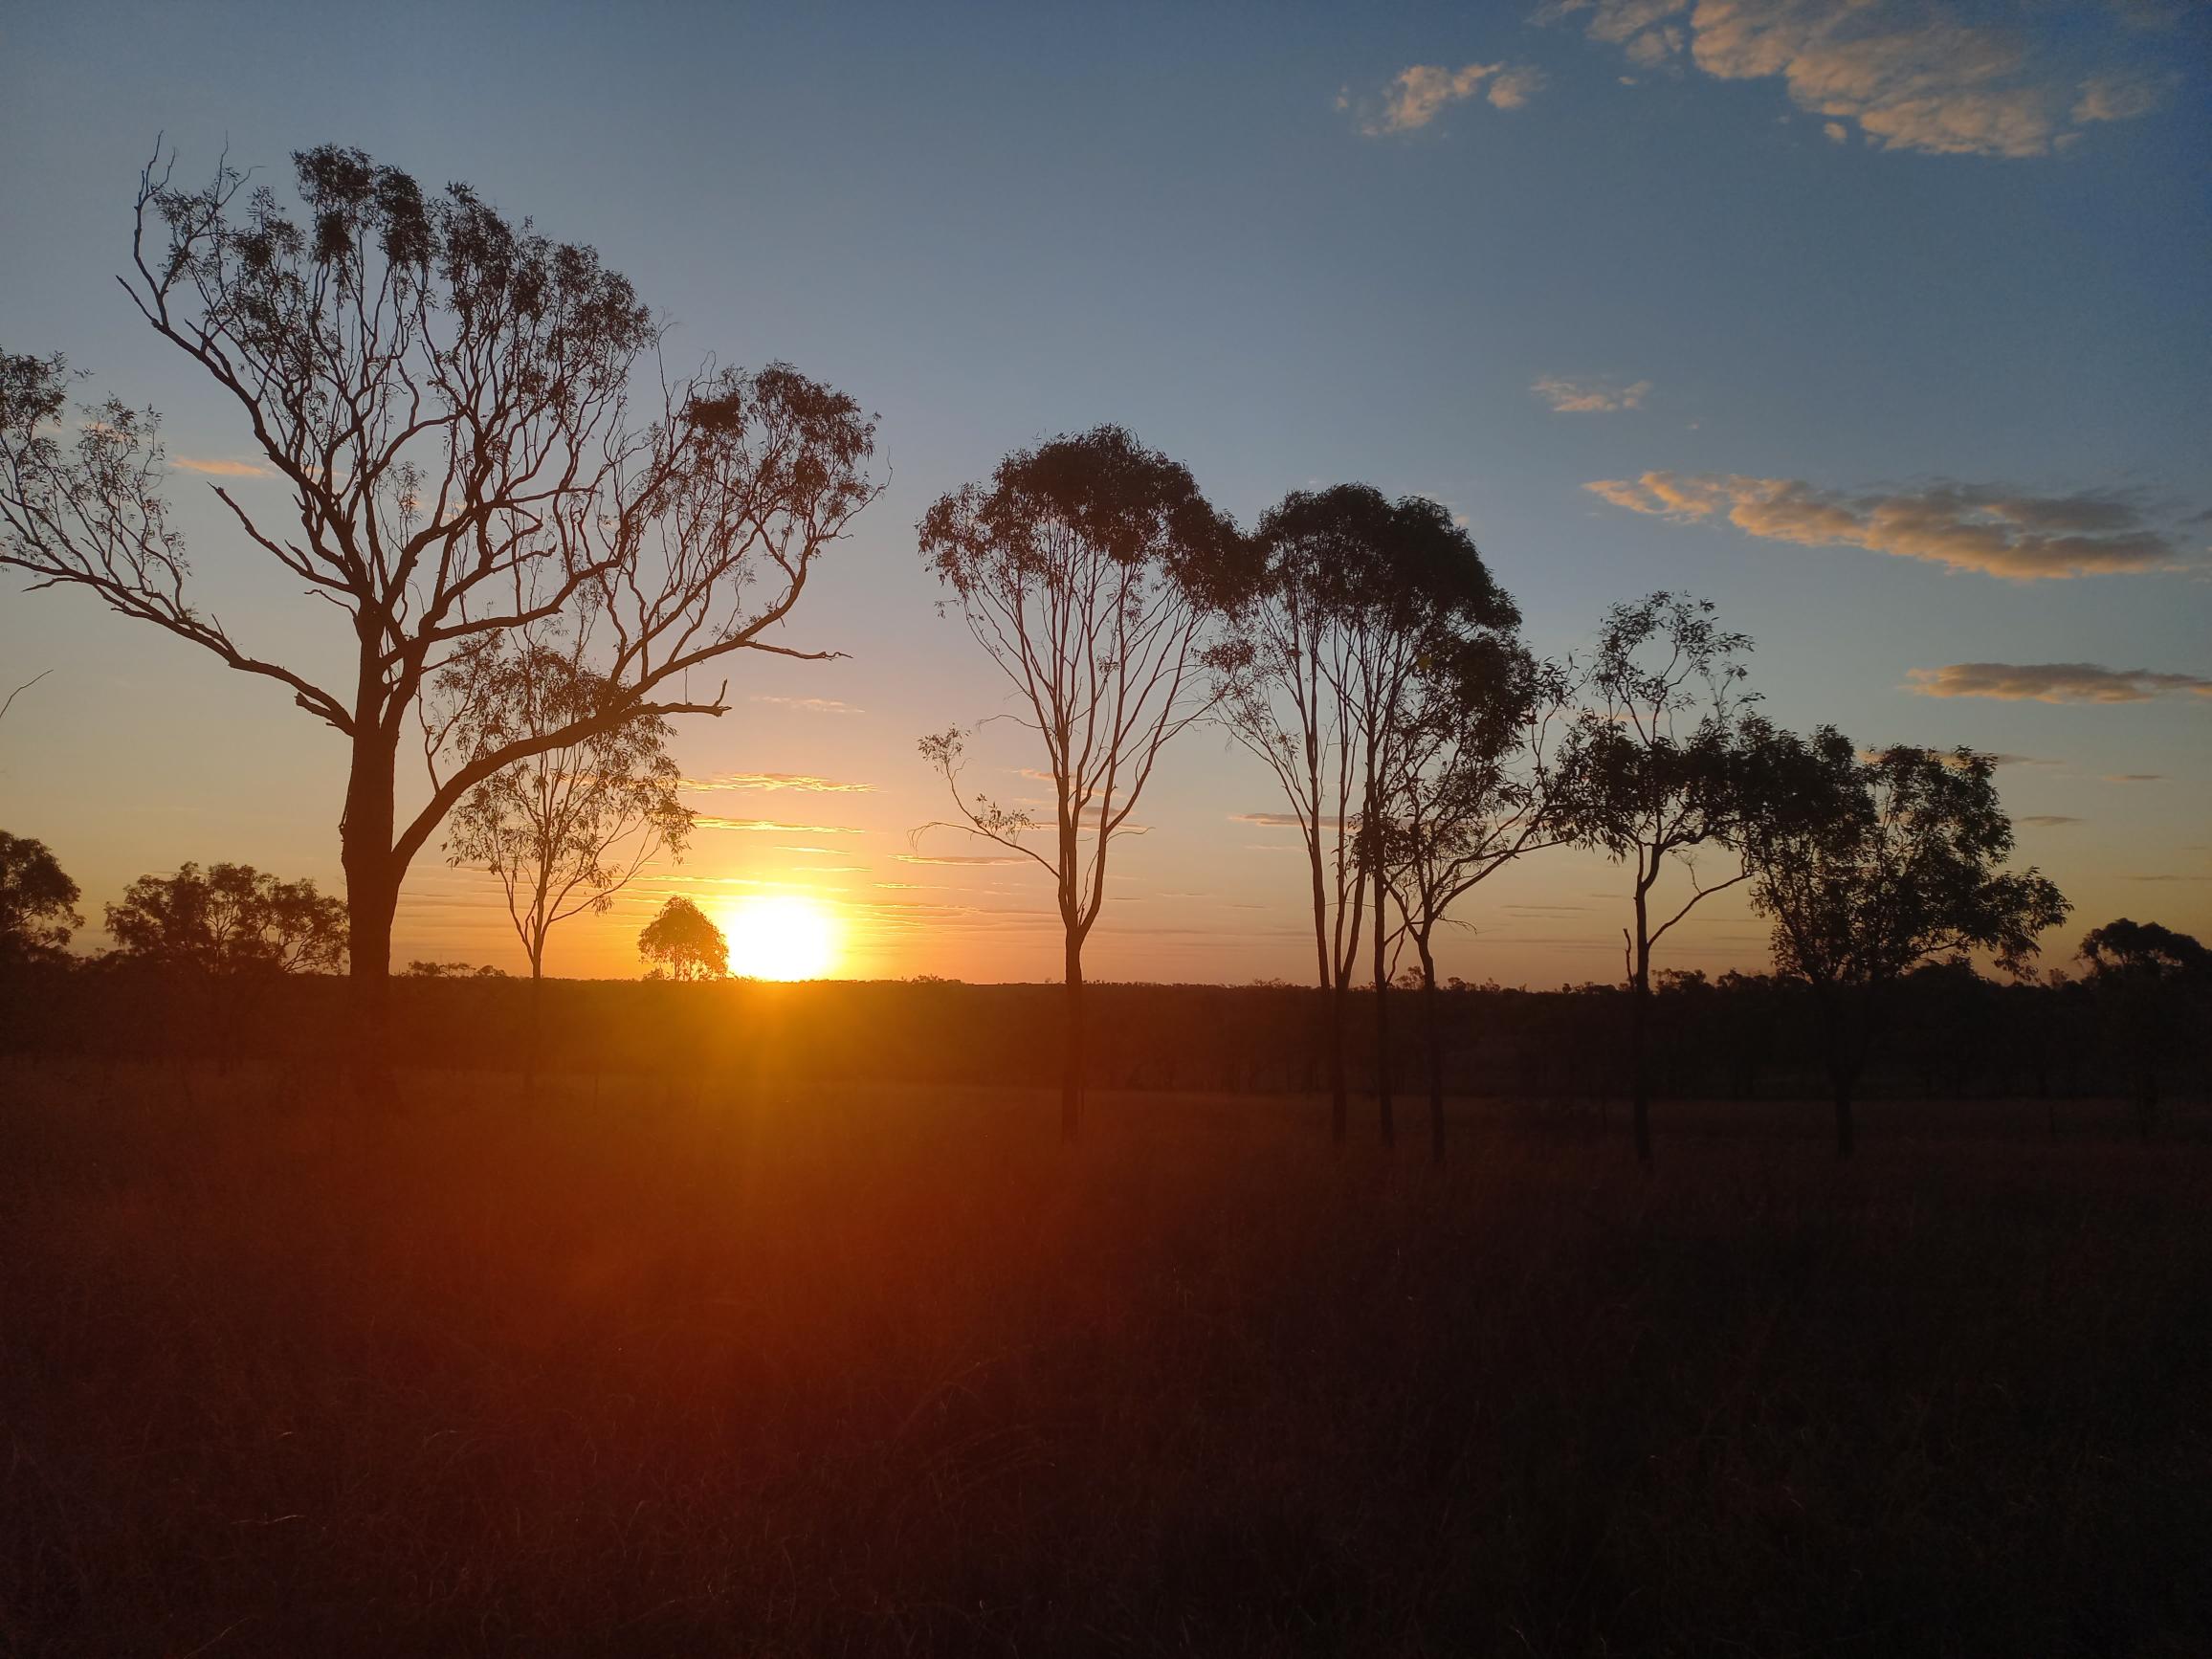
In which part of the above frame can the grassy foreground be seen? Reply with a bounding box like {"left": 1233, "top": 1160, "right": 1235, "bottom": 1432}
{"left": 2, "top": 1063, "right": 2206, "bottom": 1656}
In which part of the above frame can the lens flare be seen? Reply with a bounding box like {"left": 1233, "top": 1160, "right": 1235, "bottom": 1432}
{"left": 719, "top": 895, "right": 839, "bottom": 981}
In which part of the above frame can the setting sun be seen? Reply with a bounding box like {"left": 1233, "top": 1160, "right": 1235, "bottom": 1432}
{"left": 718, "top": 895, "right": 840, "bottom": 981}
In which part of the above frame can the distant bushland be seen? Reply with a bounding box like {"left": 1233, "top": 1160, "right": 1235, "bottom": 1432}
{"left": 5, "top": 964, "right": 2201, "bottom": 1113}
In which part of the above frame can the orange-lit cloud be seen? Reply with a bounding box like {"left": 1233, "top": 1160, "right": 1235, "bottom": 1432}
{"left": 1533, "top": 375, "right": 1651, "bottom": 413}
{"left": 172, "top": 455, "right": 273, "bottom": 477}
{"left": 1351, "top": 59, "right": 1546, "bottom": 134}
{"left": 683, "top": 772, "right": 874, "bottom": 793}
{"left": 695, "top": 817, "right": 863, "bottom": 833}
{"left": 1585, "top": 473, "right": 2185, "bottom": 580}
{"left": 896, "top": 852, "right": 1028, "bottom": 866}
{"left": 752, "top": 694, "right": 864, "bottom": 716}
{"left": 1905, "top": 662, "right": 2212, "bottom": 703}
{"left": 1535, "top": 0, "right": 2173, "bottom": 158}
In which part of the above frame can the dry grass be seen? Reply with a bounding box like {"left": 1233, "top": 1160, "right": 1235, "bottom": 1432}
{"left": 2, "top": 1061, "right": 2206, "bottom": 1656}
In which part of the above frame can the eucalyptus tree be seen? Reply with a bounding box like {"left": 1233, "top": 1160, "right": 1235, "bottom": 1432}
{"left": 1737, "top": 727, "right": 2069, "bottom": 1155}
{"left": 0, "top": 831, "right": 81, "bottom": 968}
{"left": 106, "top": 861, "right": 349, "bottom": 976}
{"left": 639, "top": 896, "right": 728, "bottom": 982}
{"left": 2076, "top": 918, "right": 2207, "bottom": 1141}
{"left": 1370, "top": 637, "right": 1571, "bottom": 1162}
{"left": 435, "top": 633, "right": 694, "bottom": 984}
{"left": 1212, "top": 485, "right": 1515, "bottom": 1146}
{"left": 0, "top": 144, "right": 878, "bottom": 1063}
{"left": 1554, "top": 593, "right": 1757, "bottom": 1166}
{"left": 918, "top": 426, "right": 1248, "bottom": 1142}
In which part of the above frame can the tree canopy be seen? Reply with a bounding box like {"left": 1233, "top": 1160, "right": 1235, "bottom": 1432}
{"left": 638, "top": 896, "right": 727, "bottom": 982}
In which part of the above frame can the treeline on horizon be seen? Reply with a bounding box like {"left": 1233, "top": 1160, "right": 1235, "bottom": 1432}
{"left": 3, "top": 962, "right": 2205, "bottom": 1117}
{"left": 3, "top": 141, "right": 2202, "bottom": 1166}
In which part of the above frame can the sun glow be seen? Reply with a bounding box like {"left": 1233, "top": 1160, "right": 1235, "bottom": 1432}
{"left": 719, "top": 895, "right": 841, "bottom": 981}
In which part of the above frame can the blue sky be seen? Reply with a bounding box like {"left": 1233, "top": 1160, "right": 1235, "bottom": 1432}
{"left": 2, "top": 0, "right": 2206, "bottom": 983}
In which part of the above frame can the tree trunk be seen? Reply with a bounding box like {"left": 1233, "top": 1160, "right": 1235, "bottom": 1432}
{"left": 1326, "top": 982, "right": 1348, "bottom": 1146}
{"left": 1630, "top": 889, "right": 1652, "bottom": 1168}
{"left": 1422, "top": 944, "right": 1444, "bottom": 1166}
{"left": 341, "top": 724, "right": 402, "bottom": 1096}
{"left": 1373, "top": 854, "right": 1393, "bottom": 1149}
{"left": 525, "top": 964, "right": 544, "bottom": 1098}
{"left": 1061, "top": 931, "right": 1085, "bottom": 1144}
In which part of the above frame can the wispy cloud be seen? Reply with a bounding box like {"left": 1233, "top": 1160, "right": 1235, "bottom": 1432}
{"left": 2102, "top": 772, "right": 2164, "bottom": 783}
{"left": 896, "top": 852, "right": 1028, "bottom": 867}
{"left": 2019, "top": 814, "right": 2084, "bottom": 827}
{"left": 1858, "top": 747, "right": 2059, "bottom": 769}
{"left": 752, "top": 695, "right": 865, "bottom": 716}
{"left": 683, "top": 772, "right": 874, "bottom": 793}
{"left": 1906, "top": 662, "right": 2212, "bottom": 703}
{"left": 694, "top": 817, "right": 864, "bottom": 834}
{"left": 1533, "top": 375, "right": 1652, "bottom": 413}
{"left": 1348, "top": 59, "right": 1547, "bottom": 134}
{"left": 172, "top": 455, "right": 272, "bottom": 478}
{"left": 1534, "top": 0, "right": 2176, "bottom": 159}
{"left": 1585, "top": 473, "right": 2188, "bottom": 580}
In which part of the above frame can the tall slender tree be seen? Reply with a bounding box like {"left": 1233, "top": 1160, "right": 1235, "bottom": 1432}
{"left": 1555, "top": 593, "right": 1757, "bottom": 1166}
{"left": 1370, "top": 638, "right": 1570, "bottom": 1162}
{"left": 1214, "top": 486, "right": 1515, "bottom": 1146}
{"left": 918, "top": 427, "right": 1248, "bottom": 1142}
{"left": 0, "top": 145, "right": 878, "bottom": 1068}
{"left": 435, "top": 632, "right": 694, "bottom": 983}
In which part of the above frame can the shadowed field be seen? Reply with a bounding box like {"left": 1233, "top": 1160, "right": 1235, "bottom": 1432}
{"left": 2, "top": 1062, "right": 2206, "bottom": 1656}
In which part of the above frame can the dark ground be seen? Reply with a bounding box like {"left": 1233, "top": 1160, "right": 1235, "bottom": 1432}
{"left": 2, "top": 1061, "right": 2206, "bottom": 1656}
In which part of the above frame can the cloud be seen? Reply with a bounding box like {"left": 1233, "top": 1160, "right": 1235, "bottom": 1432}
{"left": 172, "top": 456, "right": 272, "bottom": 478}
{"left": 694, "top": 817, "right": 863, "bottom": 834}
{"left": 752, "top": 695, "right": 864, "bottom": 716}
{"left": 2019, "top": 814, "right": 2084, "bottom": 827}
{"left": 2073, "top": 70, "right": 2168, "bottom": 123}
{"left": 683, "top": 772, "right": 874, "bottom": 793}
{"left": 1533, "top": 375, "right": 1652, "bottom": 413}
{"left": 2102, "top": 773, "right": 2163, "bottom": 783}
{"left": 1536, "top": 0, "right": 2176, "bottom": 158}
{"left": 1824, "top": 119, "right": 1850, "bottom": 142}
{"left": 2123, "top": 873, "right": 2212, "bottom": 883}
{"left": 1584, "top": 472, "right": 2188, "bottom": 579}
{"left": 1905, "top": 662, "right": 2212, "bottom": 703}
{"left": 896, "top": 852, "right": 1028, "bottom": 866}
{"left": 1858, "top": 746, "right": 2058, "bottom": 769}
{"left": 1486, "top": 64, "right": 1550, "bottom": 108}
{"left": 1354, "top": 60, "right": 1545, "bottom": 133}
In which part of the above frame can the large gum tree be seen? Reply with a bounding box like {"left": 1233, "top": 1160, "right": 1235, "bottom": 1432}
{"left": 0, "top": 146, "right": 878, "bottom": 1054}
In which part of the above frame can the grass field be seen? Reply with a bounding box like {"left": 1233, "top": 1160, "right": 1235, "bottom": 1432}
{"left": 3, "top": 1062, "right": 2206, "bottom": 1656}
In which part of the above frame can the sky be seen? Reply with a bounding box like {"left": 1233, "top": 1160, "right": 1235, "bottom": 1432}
{"left": 2, "top": 0, "right": 2207, "bottom": 986}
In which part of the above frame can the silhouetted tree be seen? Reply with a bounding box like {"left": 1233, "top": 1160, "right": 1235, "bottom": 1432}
{"left": 0, "top": 145, "right": 878, "bottom": 1070}
{"left": 1737, "top": 728, "right": 2069, "bottom": 1155}
{"left": 2077, "top": 918, "right": 2210, "bottom": 1140}
{"left": 106, "top": 861, "right": 348, "bottom": 975}
{"left": 436, "top": 635, "right": 694, "bottom": 982}
{"left": 106, "top": 860, "right": 348, "bottom": 1064}
{"left": 1213, "top": 485, "right": 1515, "bottom": 1146}
{"left": 0, "top": 831, "right": 81, "bottom": 967}
{"left": 918, "top": 427, "right": 1247, "bottom": 1141}
{"left": 1371, "top": 637, "right": 1568, "bottom": 1161}
{"left": 1555, "top": 593, "right": 1757, "bottom": 1166}
{"left": 404, "top": 960, "right": 507, "bottom": 978}
{"left": 639, "top": 896, "right": 726, "bottom": 982}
